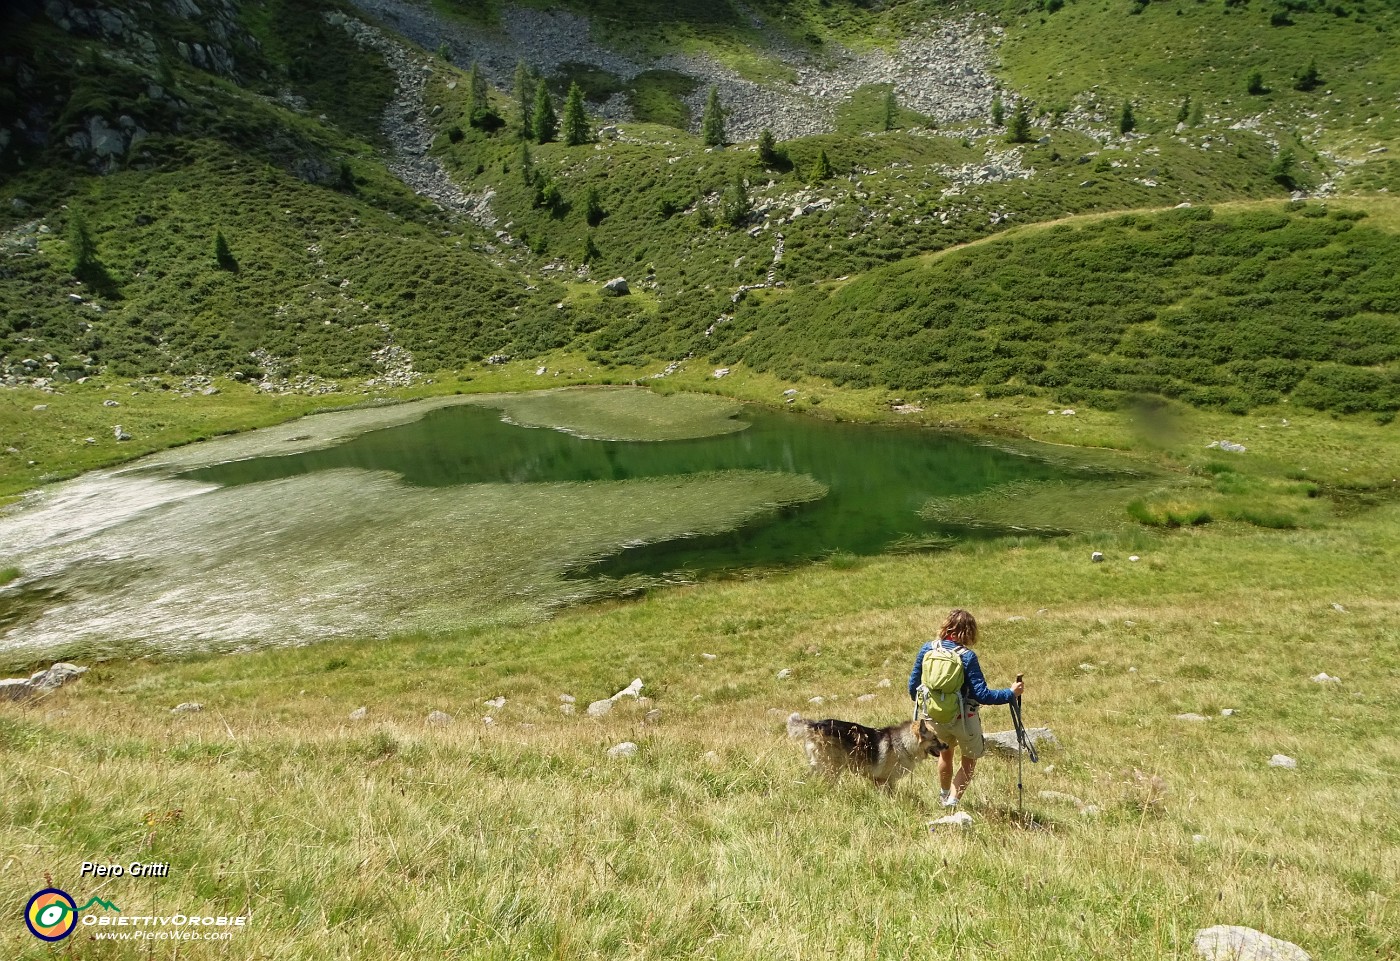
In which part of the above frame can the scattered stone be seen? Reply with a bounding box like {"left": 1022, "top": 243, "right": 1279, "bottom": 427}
{"left": 1, "top": 678, "right": 33, "bottom": 701}
{"left": 559, "top": 703, "right": 576, "bottom": 716}
{"left": 1310, "top": 673, "right": 1340, "bottom": 684}
{"left": 856, "top": 693, "right": 877, "bottom": 703}
{"left": 607, "top": 741, "right": 638, "bottom": 758}
{"left": 1091, "top": 551, "right": 1104, "bottom": 563}
{"left": 877, "top": 678, "right": 891, "bottom": 688}
{"left": 611, "top": 678, "right": 643, "bottom": 700}
{"left": 808, "top": 696, "right": 825, "bottom": 705}
{"left": 102, "top": 399, "right": 120, "bottom": 407}
{"left": 559, "top": 694, "right": 576, "bottom": 704}
{"left": 587, "top": 698, "right": 614, "bottom": 717}
{"left": 928, "top": 811, "right": 974, "bottom": 830}
{"left": 1192, "top": 834, "right": 1208, "bottom": 844}
{"left": 27, "top": 663, "right": 88, "bottom": 692}
{"left": 1007, "top": 615, "right": 1026, "bottom": 623}
{"left": 1129, "top": 555, "right": 1141, "bottom": 562}
{"left": 171, "top": 702, "right": 202, "bottom": 714}
{"left": 713, "top": 367, "right": 731, "bottom": 379}
{"left": 1269, "top": 754, "right": 1298, "bottom": 769}
{"left": 481, "top": 716, "right": 494, "bottom": 726}
{"left": 1330, "top": 603, "right": 1347, "bottom": 614}
{"left": 1175, "top": 713, "right": 1210, "bottom": 722}
{"left": 113, "top": 425, "right": 131, "bottom": 441}
{"left": 33, "top": 404, "right": 48, "bottom": 411}
{"left": 1077, "top": 663, "right": 1096, "bottom": 672}
{"left": 602, "top": 276, "right": 630, "bottom": 296}
{"left": 984, "top": 726, "right": 1057, "bottom": 759}
{"left": 348, "top": 706, "right": 368, "bottom": 720}
{"left": 484, "top": 696, "right": 506, "bottom": 710}
{"left": 1192, "top": 926, "right": 1310, "bottom": 961}
{"left": 644, "top": 709, "right": 662, "bottom": 724}
{"left": 1207, "top": 440, "right": 1247, "bottom": 453}
{"left": 1221, "top": 708, "right": 1237, "bottom": 717}
{"left": 776, "top": 668, "right": 792, "bottom": 680}
{"left": 700, "top": 653, "right": 717, "bottom": 661}
{"left": 427, "top": 710, "right": 453, "bottom": 725}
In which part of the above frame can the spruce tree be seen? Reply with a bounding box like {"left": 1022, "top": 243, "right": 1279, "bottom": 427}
{"left": 562, "top": 81, "right": 590, "bottom": 146}
{"left": 1293, "top": 59, "right": 1320, "bottom": 92}
{"left": 68, "top": 210, "right": 97, "bottom": 278}
{"left": 991, "top": 97, "right": 1005, "bottom": 127}
{"left": 811, "top": 149, "right": 833, "bottom": 182}
{"left": 1177, "top": 95, "right": 1191, "bottom": 125}
{"left": 1006, "top": 102, "right": 1032, "bottom": 143}
{"left": 723, "top": 173, "right": 750, "bottom": 227}
{"left": 532, "top": 79, "right": 557, "bottom": 144}
{"left": 513, "top": 60, "right": 534, "bottom": 137}
{"left": 883, "top": 88, "right": 898, "bottom": 131}
{"left": 518, "top": 140, "right": 534, "bottom": 186}
{"left": 1118, "top": 100, "right": 1136, "bottom": 136}
{"left": 701, "top": 87, "right": 725, "bottom": 147}
{"left": 757, "top": 128, "right": 779, "bottom": 167}
{"left": 584, "top": 185, "right": 605, "bottom": 227}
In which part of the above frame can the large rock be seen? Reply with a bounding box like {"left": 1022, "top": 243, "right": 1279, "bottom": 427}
{"left": 984, "top": 726, "right": 1057, "bottom": 759}
{"left": 602, "top": 276, "right": 630, "bottom": 296}
{"left": 2, "top": 663, "right": 88, "bottom": 700}
{"left": 1193, "top": 926, "right": 1310, "bottom": 961}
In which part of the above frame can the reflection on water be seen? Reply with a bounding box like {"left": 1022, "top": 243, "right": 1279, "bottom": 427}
{"left": 187, "top": 404, "right": 1106, "bottom": 578}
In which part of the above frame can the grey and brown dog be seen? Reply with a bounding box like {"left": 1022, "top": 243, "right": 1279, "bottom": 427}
{"left": 787, "top": 712, "right": 947, "bottom": 790}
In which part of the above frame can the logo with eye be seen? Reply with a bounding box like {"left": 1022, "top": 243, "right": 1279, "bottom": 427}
{"left": 25, "top": 888, "right": 79, "bottom": 941}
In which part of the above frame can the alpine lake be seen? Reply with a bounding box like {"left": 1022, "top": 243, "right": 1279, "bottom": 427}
{"left": 0, "top": 387, "right": 1151, "bottom": 663}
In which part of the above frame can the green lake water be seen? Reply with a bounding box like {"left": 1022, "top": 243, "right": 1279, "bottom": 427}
{"left": 185, "top": 403, "right": 1106, "bottom": 578}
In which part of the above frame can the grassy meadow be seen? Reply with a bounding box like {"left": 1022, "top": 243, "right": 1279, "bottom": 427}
{"left": 2, "top": 484, "right": 1397, "bottom": 958}
{"left": 2, "top": 381, "right": 1398, "bottom": 959}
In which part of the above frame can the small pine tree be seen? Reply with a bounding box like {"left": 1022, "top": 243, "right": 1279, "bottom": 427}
{"left": 532, "top": 79, "right": 557, "bottom": 144}
{"left": 811, "top": 149, "right": 833, "bottom": 182}
{"left": 991, "top": 97, "right": 1005, "bottom": 127}
{"left": 337, "top": 160, "right": 355, "bottom": 193}
{"left": 1118, "top": 100, "right": 1136, "bottom": 136}
{"left": 214, "top": 230, "right": 237, "bottom": 271}
{"left": 1270, "top": 148, "right": 1298, "bottom": 190}
{"left": 723, "top": 173, "right": 751, "bottom": 227}
{"left": 1246, "top": 69, "right": 1266, "bottom": 95}
{"left": 701, "top": 87, "right": 725, "bottom": 147}
{"left": 584, "top": 185, "right": 605, "bottom": 227}
{"left": 68, "top": 210, "right": 97, "bottom": 278}
{"left": 1293, "top": 59, "right": 1320, "bottom": 92}
{"left": 1177, "top": 95, "right": 1192, "bottom": 124}
{"left": 756, "top": 128, "right": 778, "bottom": 167}
{"left": 1006, "top": 102, "right": 1032, "bottom": 143}
{"left": 1188, "top": 98, "right": 1204, "bottom": 126}
{"left": 882, "top": 88, "right": 899, "bottom": 131}
{"left": 518, "top": 140, "right": 534, "bottom": 186}
{"left": 513, "top": 60, "right": 534, "bottom": 137}
{"left": 562, "top": 81, "right": 590, "bottom": 146}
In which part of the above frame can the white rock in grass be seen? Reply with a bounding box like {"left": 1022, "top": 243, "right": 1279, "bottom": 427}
{"left": 700, "top": 653, "right": 717, "bottom": 661}
{"left": 808, "top": 696, "right": 825, "bottom": 706}
{"left": 559, "top": 703, "right": 576, "bottom": 716}
{"left": 776, "top": 668, "right": 792, "bottom": 680}
{"left": 703, "top": 751, "right": 722, "bottom": 766}
{"left": 1269, "top": 754, "right": 1298, "bottom": 769}
{"left": 484, "top": 696, "right": 506, "bottom": 710}
{"left": 171, "top": 702, "right": 202, "bottom": 714}
{"left": 348, "top": 706, "right": 368, "bottom": 720}
{"left": 877, "top": 678, "right": 891, "bottom": 688}
{"left": 1221, "top": 708, "right": 1237, "bottom": 717}
{"left": 611, "top": 678, "right": 643, "bottom": 700}
{"left": 928, "top": 811, "right": 974, "bottom": 830}
{"left": 856, "top": 693, "right": 877, "bottom": 703}
{"left": 1331, "top": 603, "right": 1347, "bottom": 613}
{"left": 587, "top": 699, "right": 613, "bottom": 717}
{"left": 1091, "top": 551, "right": 1104, "bottom": 562}
{"left": 1193, "top": 925, "right": 1310, "bottom": 961}
{"left": 1174, "top": 713, "right": 1210, "bottom": 722}
{"left": 607, "top": 741, "right": 638, "bottom": 759}
{"left": 426, "top": 710, "right": 452, "bottom": 726}
{"left": 1310, "top": 673, "right": 1340, "bottom": 684}
{"left": 559, "top": 694, "right": 576, "bottom": 704}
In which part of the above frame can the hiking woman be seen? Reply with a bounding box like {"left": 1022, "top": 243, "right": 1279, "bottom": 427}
{"left": 907, "top": 608, "right": 1023, "bottom": 807}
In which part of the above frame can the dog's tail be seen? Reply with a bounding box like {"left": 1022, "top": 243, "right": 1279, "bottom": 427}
{"left": 786, "top": 712, "right": 809, "bottom": 739}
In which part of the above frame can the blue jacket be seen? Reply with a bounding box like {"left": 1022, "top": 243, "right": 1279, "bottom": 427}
{"left": 908, "top": 639, "right": 1014, "bottom": 707}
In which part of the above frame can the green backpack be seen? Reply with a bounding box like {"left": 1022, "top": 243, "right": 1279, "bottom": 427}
{"left": 915, "top": 644, "right": 966, "bottom": 724}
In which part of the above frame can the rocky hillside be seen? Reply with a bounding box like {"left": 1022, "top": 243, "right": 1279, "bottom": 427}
{"left": 1, "top": 0, "right": 1398, "bottom": 412}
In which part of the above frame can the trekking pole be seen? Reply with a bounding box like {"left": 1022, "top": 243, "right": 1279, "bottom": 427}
{"left": 1013, "top": 673, "right": 1025, "bottom": 816}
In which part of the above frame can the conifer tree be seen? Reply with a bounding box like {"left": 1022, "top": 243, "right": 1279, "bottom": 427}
{"left": 532, "top": 78, "right": 557, "bottom": 144}
{"left": 757, "top": 128, "right": 779, "bottom": 167}
{"left": 68, "top": 210, "right": 97, "bottom": 278}
{"left": 811, "top": 149, "right": 833, "bottom": 182}
{"left": 991, "top": 97, "right": 1005, "bottom": 127}
{"left": 723, "top": 173, "right": 750, "bottom": 226}
{"left": 513, "top": 60, "right": 534, "bottom": 137}
{"left": 562, "top": 81, "right": 590, "bottom": 146}
{"left": 883, "top": 88, "right": 898, "bottom": 131}
{"left": 1118, "top": 100, "right": 1136, "bottom": 136}
{"left": 701, "top": 87, "right": 725, "bottom": 147}
{"left": 584, "top": 185, "right": 605, "bottom": 227}
{"left": 1177, "top": 95, "right": 1191, "bottom": 125}
{"left": 1006, "top": 101, "right": 1032, "bottom": 143}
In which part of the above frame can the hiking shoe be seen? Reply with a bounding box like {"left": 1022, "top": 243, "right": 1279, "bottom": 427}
{"left": 941, "top": 794, "right": 960, "bottom": 809}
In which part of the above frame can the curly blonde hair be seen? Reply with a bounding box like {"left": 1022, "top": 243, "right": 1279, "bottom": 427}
{"left": 939, "top": 608, "right": 978, "bottom": 646}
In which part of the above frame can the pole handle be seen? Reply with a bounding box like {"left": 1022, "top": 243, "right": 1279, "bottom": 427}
{"left": 1016, "top": 673, "right": 1024, "bottom": 684}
